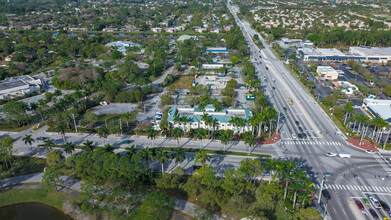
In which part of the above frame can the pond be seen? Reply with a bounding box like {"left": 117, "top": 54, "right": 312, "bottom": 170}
{"left": 0, "top": 202, "right": 73, "bottom": 220}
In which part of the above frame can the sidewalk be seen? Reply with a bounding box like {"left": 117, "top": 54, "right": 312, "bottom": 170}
{"left": 346, "top": 137, "right": 378, "bottom": 152}
{"left": 0, "top": 173, "right": 223, "bottom": 219}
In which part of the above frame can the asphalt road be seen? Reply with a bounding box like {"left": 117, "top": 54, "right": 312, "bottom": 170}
{"left": 227, "top": 1, "right": 391, "bottom": 219}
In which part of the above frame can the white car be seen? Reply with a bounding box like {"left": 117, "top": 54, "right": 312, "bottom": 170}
{"left": 365, "top": 150, "right": 375, "bottom": 154}
{"left": 326, "top": 152, "right": 337, "bottom": 157}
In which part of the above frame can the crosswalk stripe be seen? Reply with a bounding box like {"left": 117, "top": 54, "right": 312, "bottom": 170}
{"left": 342, "top": 185, "right": 346, "bottom": 190}
{"left": 336, "top": 185, "right": 340, "bottom": 189}
{"left": 363, "top": 186, "right": 369, "bottom": 191}
{"left": 346, "top": 185, "right": 351, "bottom": 190}
{"left": 373, "top": 186, "right": 379, "bottom": 191}
{"left": 354, "top": 186, "right": 359, "bottom": 190}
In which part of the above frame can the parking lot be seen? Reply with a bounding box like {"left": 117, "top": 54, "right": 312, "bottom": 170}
{"left": 349, "top": 193, "right": 391, "bottom": 220}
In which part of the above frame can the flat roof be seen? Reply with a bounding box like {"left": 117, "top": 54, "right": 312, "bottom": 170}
{"left": 317, "top": 66, "right": 336, "bottom": 72}
{"left": 364, "top": 98, "right": 391, "bottom": 122}
{"left": 0, "top": 79, "right": 28, "bottom": 91}
{"left": 317, "top": 48, "right": 345, "bottom": 56}
{"left": 205, "top": 47, "right": 228, "bottom": 51}
{"left": 350, "top": 47, "right": 391, "bottom": 56}
{"left": 167, "top": 107, "right": 252, "bottom": 123}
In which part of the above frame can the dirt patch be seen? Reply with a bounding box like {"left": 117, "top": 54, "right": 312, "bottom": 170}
{"left": 172, "top": 76, "right": 194, "bottom": 89}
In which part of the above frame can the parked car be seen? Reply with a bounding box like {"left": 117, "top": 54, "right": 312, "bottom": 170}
{"left": 298, "top": 127, "right": 303, "bottom": 132}
{"left": 295, "top": 121, "right": 300, "bottom": 126}
{"left": 369, "top": 195, "right": 382, "bottom": 208}
{"left": 122, "top": 140, "right": 131, "bottom": 144}
{"left": 369, "top": 209, "right": 379, "bottom": 219}
{"left": 362, "top": 198, "right": 370, "bottom": 206}
{"left": 36, "top": 137, "right": 48, "bottom": 141}
{"left": 355, "top": 200, "right": 364, "bottom": 210}
{"left": 302, "top": 133, "right": 307, "bottom": 139}
{"left": 380, "top": 201, "right": 390, "bottom": 211}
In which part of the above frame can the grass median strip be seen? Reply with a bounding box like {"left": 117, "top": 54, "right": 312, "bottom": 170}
{"left": 165, "top": 147, "right": 271, "bottom": 157}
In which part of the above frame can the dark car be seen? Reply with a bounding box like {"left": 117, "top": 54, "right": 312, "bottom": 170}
{"left": 369, "top": 209, "right": 379, "bottom": 219}
{"left": 272, "top": 87, "right": 275, "bottom": 90}
{"left": 355, "top": 200, "right": 364, "bottom": 210}
{"left": 295, "top": 121, "right": 300, "bottom": 126}
{"left": 265, "top": 67, "right": 268, "bottom": 70}
{"left": 380, "top": 201, "right": 390, "bottom": 211}
{"left": 122, "top": 140, "right": 131, "bottom": 144}
{"left": 298, "top": 127, "right": 303, "bottom": 132}
{"left": 302, "top": 133, "right": 307, "bottom": 139}
{"left": 283, "top": 107, "right": 287, "bottom": 112}
{"left": 322, "top": 189, "right": 331, "bottom": 200}
{"left": 298, "top": 133, "right": 303, "bottom": 139}
{"left": 36, "top": 137, "right": 48, "bottom": 141}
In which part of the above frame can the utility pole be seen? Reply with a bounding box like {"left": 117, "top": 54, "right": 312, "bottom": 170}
{"left": 120, "top": 118, "right": 122, "bottom": 136}
{"left": 72, "top": 113, "right": 78, "bottom": 132}
{"left": 318, "top": 174, "right": 330, "bottom": 205}
{"left": 276, "top": 112, "right": 281, "bottom": 134}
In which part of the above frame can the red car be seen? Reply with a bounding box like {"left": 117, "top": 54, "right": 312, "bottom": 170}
{"left": 355, "top": 200, "right": 364, "bottom": 210}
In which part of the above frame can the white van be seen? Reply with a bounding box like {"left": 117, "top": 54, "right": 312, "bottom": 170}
{"left": 339, "top": 152, "right": 351, "bottom": 158}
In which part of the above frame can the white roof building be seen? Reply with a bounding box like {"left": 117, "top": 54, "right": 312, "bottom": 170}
{"left": 0, "top": 75, "right": 42, "bottom": 100}
{"left": 316, "top": 66, "right": 339, "bottom": 80}
{"left": 362, "top": 98, "right": 391, "bottom": 124}
{"left": 337, "top": 81, "right": 358, "bottom": 95}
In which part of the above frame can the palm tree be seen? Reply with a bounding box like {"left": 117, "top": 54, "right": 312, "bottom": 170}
{"left": 63, "top": 141, "right": 75, "bottom": 155}
{"left": 173, "top": 115, "right": 181, "bottom": 127}
{"left": 194, "top": 150, "right": 211, "bottom": 167}
{"left": 22, "top": 134, "right": 35, "bottom": 147}
{"left": 228, "top": 116, "right": 239, "bottom": 133}
{"left": 147, "top": 128, "right": 159, "bottom": 148}
{"left": 256, "top": 112, "right": 265, "bottom": 137}
{"left": 104, "top": 144, "right": 115, "bottom": 153}
{"left": 243, "top": 132, "right": 256, "bottom": 155}
{"left": 219, "top": 130, "right": 233, "bottom": 152}
{"left": 172, "top": 127, "right": 183, "bottom": 147}
{"left": 276, "top": 160, "right": 296, "bottom": 201}
{"left": 210, "top": 118, "right": 218, "bottom": 139}
{"left": 236, "top": 117, "right": 246, "bottom": 134}
{"left": 161, "top": 127, "right": 171, "bottom": 139}
{"left": 140, "top": 147, "right": 153, "bottom": 168}
{"left": 376, "top": 119, "right": 389, "bottom": 143}
{"left": 83, "top": 140, "right": 95, "bottom": 152}
{"left": 265, "top": 107, "right": 277, "bottom": 137}
{"left": 154, "top": 148, "right": 169, "bottom": 174}
{"left": 257, "top": 96, "right": 268, "bottom": 112}
{"left": 172, "top": 148, "right": 186, "bottom": 168}
{"left": 98, "top": 127, "right": 109, "bottom": 144}
{"left": 122, "top": 112, "right": 133, "bottom": 129}
{"left": 195, "top": 128, "right": 206, "bottom": 149}
{"left": 248, "top": 115, "right": 258, "bottom": 136}
{"left": 125, "top": 145, "right": 137, "bottom": 158}
{"left": 201, "top": 113, "right": 212, "bottom": 134}
{"left": 265, "top": 158, "right": 276, "bottom": 184}
{"left": 43, "top": 138, "right": 55, "bottom": 150}
{"left": 343, "top": 101, "right": 354, "bottom": 125}
{"left": 180, "top": 116, "right": 190, "bottom": 131}
{"left": 56, "top": 122, "right": 67, "bottom": 141}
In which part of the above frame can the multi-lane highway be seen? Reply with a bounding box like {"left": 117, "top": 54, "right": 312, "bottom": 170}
{"left": 227, "top": 1, "right": 391, "bottom": 219}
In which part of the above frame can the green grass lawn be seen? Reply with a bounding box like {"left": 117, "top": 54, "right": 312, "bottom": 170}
{"left": 165, "top": 147, "right": 271, "bottom": 158}
{"left": 0, "top": 188, "right": 76, "bottom": 211}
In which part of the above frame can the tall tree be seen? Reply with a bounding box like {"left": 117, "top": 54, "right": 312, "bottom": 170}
{"left": 83, "top": 140, "right": 95, "bottom": 152}
{"left": 243, "top": 132, "right": 256, "bottom": 155}
{"left": 195, "top": 128, "right": 206, "bottom": 149}
{"left": 219, "top": 130, "right": 233, "bottom": 152}
{"left": 194, "top": 150, "right": 211, "bottom": 167}
{"left": 172, "top": 127, "right": 183, "bottom": 147}
{"left": 98, "top": 127, "right": 110, "bottom": 144}
{"left": 22, "top": 134, "right": 35, "bottom": 147}
{"left": 172, "top": 148, "right": 186, "bottom": 168}
{"left": 154, "top": 148, "right": 169, "bottom": 174}
{"left": 42, "top": 138, "right": 55, "bottom": 150}
{"left": 63, "top": 141, "right": 75, "bottom": 155}
{"left": 147, "top": 128, "right": 159, "bottom": 148}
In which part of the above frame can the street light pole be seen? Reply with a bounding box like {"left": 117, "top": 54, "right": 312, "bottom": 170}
{"left": 72, "top": 113, "right": 78, "bottom": 133}
{"left": 318, "top": 177, "right": 325, "bottom": 205}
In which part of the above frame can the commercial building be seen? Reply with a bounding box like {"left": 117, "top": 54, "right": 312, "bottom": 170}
{"left": 167, "top": 105, "right": 253, "bottom": 133}
{"left": 297, "top": 46, "right": 391, "bottom": 63}
{"left": 333, "top": 81, "right": 359, "bottom": 95}
{"left": 192, "top": 75, "right": 232, "bottom": 90}
{"left": 201, "top": 63, "right": 224, "bottom": 69}
{"left": 349, "top": 47, "right": 391, "bottom": 63}
{"left": 0, "top": 75, "right": 42, "bottom": 100}
{"left": 362, "top": 98, "right": 391, "bottom": 124}
{"left": 316, "top": 66, "right": 339, "bottom": 80}
{"left": 205, "top": 47, "right": 229, "bottom": 54}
